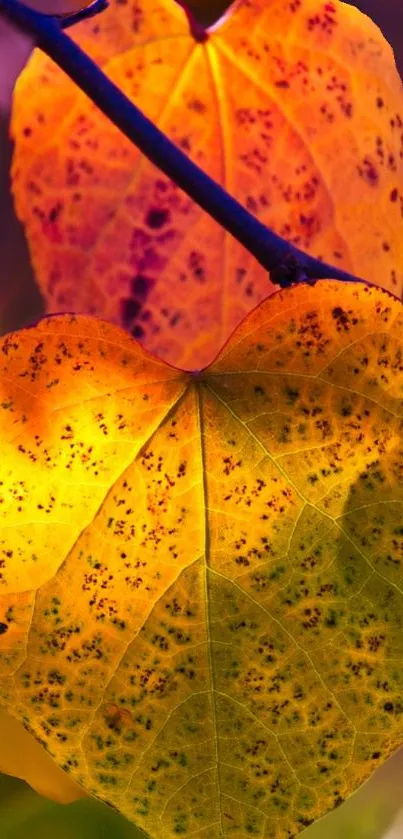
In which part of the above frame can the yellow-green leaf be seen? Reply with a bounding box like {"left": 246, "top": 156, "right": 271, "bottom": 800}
{"left": 0, "top": 280, "right": 403, "bottom": 838}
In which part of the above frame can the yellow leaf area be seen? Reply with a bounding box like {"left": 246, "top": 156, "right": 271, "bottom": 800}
{"left": 11, "top": 0, "right": 403, "bottom": 370}
{"left": 0, "top": 280, "right": 403, "bottom": 839}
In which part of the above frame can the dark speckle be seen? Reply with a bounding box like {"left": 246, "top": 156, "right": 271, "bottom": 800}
{"left": 285, "top": 387, "right": 300, "bottom": 405}
{"left": 187, "top": 98, "right": 207, "bottom": 114}
{"left": 121, "top": 298, "right": 141, "bottom": 325}
{"left": 188, "top": 251, "right": 205, "bottom": 283}
{"left": 121, "top": 274, "right": 154, "bottom": 336}
{"left": 131, "top": 274, "right": 152, "bottom": 296}
{"left": 0, "top": 622, "right": 8, "bottom": 635}
{"left": 132, "top": 324, "right": 144, "bottom": 339}
{"left": 49, "top": 203, "right": 62, "bottom": 223}
{"left": 145, "top": 208, "right": 170, "bottom": 230}
{"left": 331, "top": 306, "right": 355, "bottom": 332}
{"left": 357, "top": 157, "right": 379, "bottom": 186}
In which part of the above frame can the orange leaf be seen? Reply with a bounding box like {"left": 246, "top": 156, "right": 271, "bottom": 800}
{"left": 0, "top": 280, "right": 403, "bottom": 837}
{"left": 11, "top": 0, "right": 403, "bottom": 368}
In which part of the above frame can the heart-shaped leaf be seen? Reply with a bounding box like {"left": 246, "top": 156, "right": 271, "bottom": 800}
{"left": 0, "top": 280, "right": 403, "bottom": 837}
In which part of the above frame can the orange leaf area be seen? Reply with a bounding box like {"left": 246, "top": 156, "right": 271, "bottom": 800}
{"left": 11, "top": 0, "right": 403, "bottom": 369}
{"left": 0, "top": 280, "right": 403, "bottom": 837}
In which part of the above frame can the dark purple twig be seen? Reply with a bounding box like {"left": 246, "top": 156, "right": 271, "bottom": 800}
{"left": 59, "top": 0, "right": 108, "bottom": 30}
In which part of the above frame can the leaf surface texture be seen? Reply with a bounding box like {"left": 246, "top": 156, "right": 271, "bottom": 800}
{"left": 0, "top": 281, "right": 403, "bottom": 837}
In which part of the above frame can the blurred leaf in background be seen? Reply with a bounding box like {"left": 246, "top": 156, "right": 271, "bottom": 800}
{"left": 10, "top": 0, "right": 403, "bottom": 369}
{"left": 0, "top": 710, "right": 85, "bottom": 803}
{"left": 0, "top": 0, "right": 403, "bottom": 338}
{"left": 0, "top": 772, "right": 145, "bottom": 839}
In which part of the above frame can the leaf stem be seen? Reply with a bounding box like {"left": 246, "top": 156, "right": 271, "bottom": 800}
{"left": 1, "top": 0, "right": 367, "bottom": 288}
